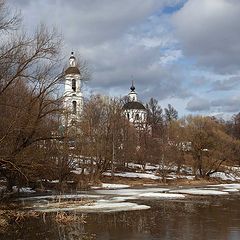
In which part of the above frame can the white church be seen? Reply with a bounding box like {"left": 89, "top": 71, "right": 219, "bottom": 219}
{"left": 62, "top": 53, "right": 147, "bottom": 129}
{"left": 123, "top": 82, "right": 147, "bottom": 129}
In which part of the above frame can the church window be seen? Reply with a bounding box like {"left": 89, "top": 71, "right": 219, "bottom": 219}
{"left": 127, "top": 113, "right": 130, "bottom": 120}
{"left": 72, "top": 101, "right": 77, "bottom": 114}
{"left": 72, "top": 79, "right": 76, "bottom": 92}
{"left": 135, "top": 113, "right": 139, "bottom": 120}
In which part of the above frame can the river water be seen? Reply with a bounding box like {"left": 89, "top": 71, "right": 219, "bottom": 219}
{"left": 2, "top": 188, "right": 240, "bottom": 240}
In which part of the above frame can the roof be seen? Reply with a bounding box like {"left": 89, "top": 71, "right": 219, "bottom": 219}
{"left": 123, "top": 101, "right": 146, "bottom": 110}
{"left": 65, "top": 66, "right": 80, "bottom": 75}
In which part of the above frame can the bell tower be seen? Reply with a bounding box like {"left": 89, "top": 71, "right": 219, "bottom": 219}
{"left": 63, "top": 52, "right": 83, "bottom": 126}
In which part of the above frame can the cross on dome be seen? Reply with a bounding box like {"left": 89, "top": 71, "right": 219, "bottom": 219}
{"left": 130, "top": 80, "right": 135, "bottom": 92}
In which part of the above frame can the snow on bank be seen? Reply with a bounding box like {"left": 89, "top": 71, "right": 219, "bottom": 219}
{"left": 103, "top": 172, "right": 161, "bottom": 180}
{"left": 170, "top": 189, "right": 229, "bottom": 196}
{"left": 13, "top": 186, "right": 36, "bottom": 193}
{"left": 210, "top": 172, "right": 240, "bottom": 181}
{"left": 104, "top": 171, "right": 196, "bottom": 181}
{"left": 128, "top": 163, "right": 159, "bottom": 171}
{"left": 91, "top": 183, "right": 130, "bottom": 190}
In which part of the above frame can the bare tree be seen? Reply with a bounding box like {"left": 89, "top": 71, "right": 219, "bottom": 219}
{"left": 0, "top": 21, "right": 63, "bottom": 191}
{"left": 0, "top": 0, "right": 21, "bottom": 32}
{"left": 183, "top": 116, "right": 235, "bottom": 178}
{"left": 164, "top": 104, "right": 178, "bottom": 123}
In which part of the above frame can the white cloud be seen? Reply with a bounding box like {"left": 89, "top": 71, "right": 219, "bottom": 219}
{"left": 172, "top": 0, "right": 240, "bottom": 73}
{"left": 186, "top": 97, "right": 210, "bottom": 112}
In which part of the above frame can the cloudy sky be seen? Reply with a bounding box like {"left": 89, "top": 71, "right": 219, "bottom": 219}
{"left": 8, "top": 0, "right": 240, "bottom": 118}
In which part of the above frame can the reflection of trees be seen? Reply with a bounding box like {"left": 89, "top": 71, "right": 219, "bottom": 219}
{"left": 57, "top": 223, "right": 94, "bottom": 240}
{"left": 83, "top": 199, "right": 236, "bottom": 240}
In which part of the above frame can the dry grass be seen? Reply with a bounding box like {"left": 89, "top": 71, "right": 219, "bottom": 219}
{"left": 0, "top": 210, "right": 9, "bottom": 233}
{"left": 0, "top": 206, "right": 40, "bottom": 233}
{"left": 102, "top": 175, "right": 221, "bottom": 187}
{"left": 55, "top": 212, "right": 86, "bottom": 225}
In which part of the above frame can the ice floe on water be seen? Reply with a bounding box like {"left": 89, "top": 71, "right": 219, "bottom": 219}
{"left": 170, "top": 189, "right": 229, "bottom": 196}
{"left": 208, "top": 183, "right": 240, "bottom": 189}
{"left": 91, "top": 183, "right": 130, "bottom": 189}
{"left": 32, "top": 200, "right": 150, "bottom": 213}
{"left": 94, "top": 187, "right": 169, "bottom": 196}
{"left": 138, "top": 193, "right": 186, "bottom": 199}
{"left": 17, "top": 194, "right": 102, "bottom": 202}
{"left": 17, "top": 181, "right": 240, "bottom": 214}
{"left": 110, "top": 196, "right": 137, "bottom": 202}
{"left": 222, "top": 189, "right": 239, "bottom": 192}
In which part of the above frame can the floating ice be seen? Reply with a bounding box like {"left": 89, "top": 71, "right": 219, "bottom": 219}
{"left": 94, "top": 187, "right": 169, "bottom": 196}
{"left": 208, "top": 184, "right": 240, "bottom": 189}
{"left": 91, "top": 183, "right": 130, "bottom": 190}
{"left": 33, "top": 200, "right": 150, "bottom": 213}
{"left": 222, "top": 189, "right": 239, "bottom": 192}
{"left": 110, "top": 196, "right": 137, "bottom": 202}
{"left": 17, "top": 194, "right": 102, "bottom": 201}
{"left": 138, "top": 192, "right": 186, "bottom": 199}
{"left": 170, "top": 188, "right": 229, "bottom": 196}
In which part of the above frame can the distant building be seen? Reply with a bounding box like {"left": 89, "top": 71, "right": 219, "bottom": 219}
{"left": 62, "top": 52, "right": 83, "bottom": 126}
{"left": 123, "top": 82, "right": 147, "bottom": 129}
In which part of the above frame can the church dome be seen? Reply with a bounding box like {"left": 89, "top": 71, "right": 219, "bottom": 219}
{"left": 123, "top": 101, "right": 146, "bottom": 110}
{"left": 65, "top": 66, "right": 80, "bottom": 75}
{"left": 65, "top": 52, "right": 80, "bottom": 75}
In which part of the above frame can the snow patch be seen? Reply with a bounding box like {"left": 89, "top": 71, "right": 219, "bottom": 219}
{"left": 13, "top": 186, "right": 36, "bottom": 193}
{"left": 210, "top": 172, "right": 238, "bottom": 181}
{"left": 103, "top": 172, "right": 161, "bottom": 180}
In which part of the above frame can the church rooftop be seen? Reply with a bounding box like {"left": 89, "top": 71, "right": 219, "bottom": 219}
{"left": 123, "top": 101, "right": 146, "bottom": 110}
{"left": 65, "top": 66, "right": 80, "bottom": 75}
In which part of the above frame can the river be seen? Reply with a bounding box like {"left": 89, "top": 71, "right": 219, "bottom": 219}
{"left": 2, "top": 185, "right": 240, "bottom": 240}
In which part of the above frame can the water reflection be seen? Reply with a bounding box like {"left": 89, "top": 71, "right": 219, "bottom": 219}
{"left": 2, "top": 196, "right": 240, "bottom": 240}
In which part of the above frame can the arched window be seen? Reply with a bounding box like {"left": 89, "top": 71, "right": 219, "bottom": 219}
{"left": 72, "top": 101, "right": 77, "bottom": 114}
{"left": 72, "top": 79, "right": 76, "bottom": 92}
{"left": 135, "top": 113, "right": 139, "bottom": 121}
{"left": 127, "top": 113, "right": 130, "bottom": 120}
